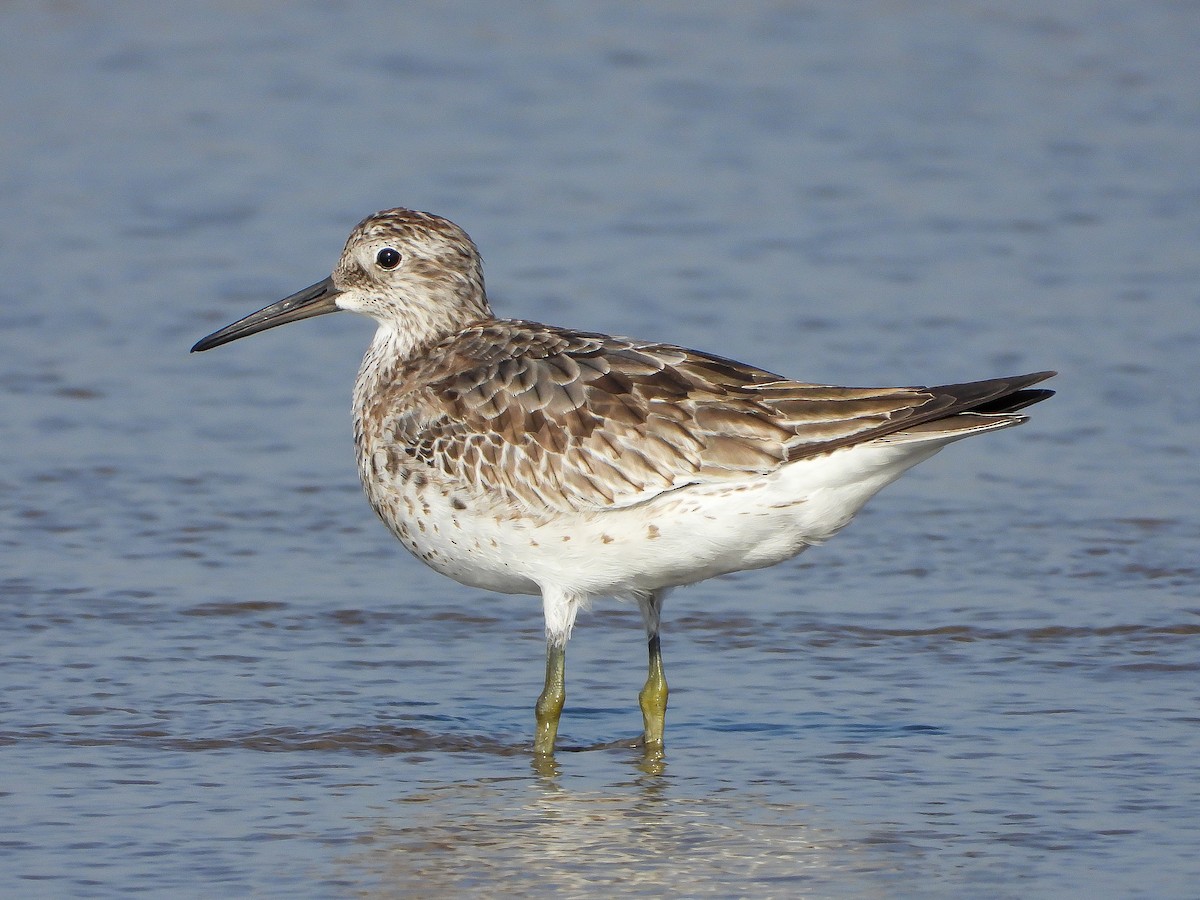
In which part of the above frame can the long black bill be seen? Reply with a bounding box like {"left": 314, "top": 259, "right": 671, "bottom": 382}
{"left": 191, "top": 276, "right": 343, "bottom": 352}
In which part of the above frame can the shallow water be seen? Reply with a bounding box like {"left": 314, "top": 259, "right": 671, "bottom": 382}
{"left": 2, "top": 2, "right": 1199, "bottom": 897}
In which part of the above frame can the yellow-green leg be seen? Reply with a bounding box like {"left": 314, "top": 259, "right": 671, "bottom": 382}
{"left": 639, "top": 633, "right": 669, "bottom": 756}
{"left": 534, "top": 642, "right": 565, "bottom": 756}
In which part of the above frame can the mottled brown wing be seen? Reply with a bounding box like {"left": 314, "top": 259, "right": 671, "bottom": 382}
{"left": 759, "top": 370, "right": 1056, "bottom": 460}
{"left": 389, "top": 321, "right": 1051, "bottom": 512}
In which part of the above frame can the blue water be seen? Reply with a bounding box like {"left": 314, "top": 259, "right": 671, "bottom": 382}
{"left": 2, "top": 2, "right": 1198, "bottom": 897}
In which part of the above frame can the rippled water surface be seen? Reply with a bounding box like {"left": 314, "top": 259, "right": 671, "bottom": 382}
{"left": 2, "top": 2, "right": 1198, "bottom": 897}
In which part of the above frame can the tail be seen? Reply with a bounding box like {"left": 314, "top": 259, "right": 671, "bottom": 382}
{"left": 879, "top": 370, "right": 1056, "bottom": 444}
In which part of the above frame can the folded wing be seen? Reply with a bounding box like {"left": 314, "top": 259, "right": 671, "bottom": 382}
{"left": 383, "top": 321, "right": 1054, "bottom": 512}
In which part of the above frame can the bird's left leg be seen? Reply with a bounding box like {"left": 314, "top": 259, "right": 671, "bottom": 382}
{"left": 636, "top": 589, "right": 669, "bottom": 756}
{"left": 534, "top": 640, "right": 565, "bottom": 757}
{"left": 534, "top": 588, "right": 580, "bottom": 756}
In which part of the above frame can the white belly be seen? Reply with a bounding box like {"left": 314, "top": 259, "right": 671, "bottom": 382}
{"left": 361, "top": 436, "right": 946, "bottom": 600}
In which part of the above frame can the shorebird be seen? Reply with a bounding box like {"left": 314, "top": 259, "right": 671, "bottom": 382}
{"left": 192, "top": 208, "right": 1054, "bottom": 758}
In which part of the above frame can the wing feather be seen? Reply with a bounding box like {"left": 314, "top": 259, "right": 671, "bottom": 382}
{"left": 376, "top": 320, "right": 1053, "bottom": 512}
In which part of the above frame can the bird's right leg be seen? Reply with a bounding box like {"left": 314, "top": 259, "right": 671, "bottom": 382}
{"left": 636, "top": 589, "right": 669, "bottom": 758}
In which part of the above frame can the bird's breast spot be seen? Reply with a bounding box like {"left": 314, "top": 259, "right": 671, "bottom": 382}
{"left": 769, "top": 498, "right": 807, "bottom": 509}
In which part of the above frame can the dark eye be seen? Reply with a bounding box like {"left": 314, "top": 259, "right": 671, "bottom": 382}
{"left": 376, "top": 247, "right": 401, "bottom": 269}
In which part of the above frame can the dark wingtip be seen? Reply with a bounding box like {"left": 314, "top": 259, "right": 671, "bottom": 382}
{"left": 975, "top": 387, "right": 1055, "bottom": 414}
{"left": 941, "top": 371, "right": 1056, "bottom": 415}
{"left": 990, "top": 371, "right": 1055, "bottom": 413}
{"left": 1025, "top": 370, "right": 1057, "bottom": 383}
